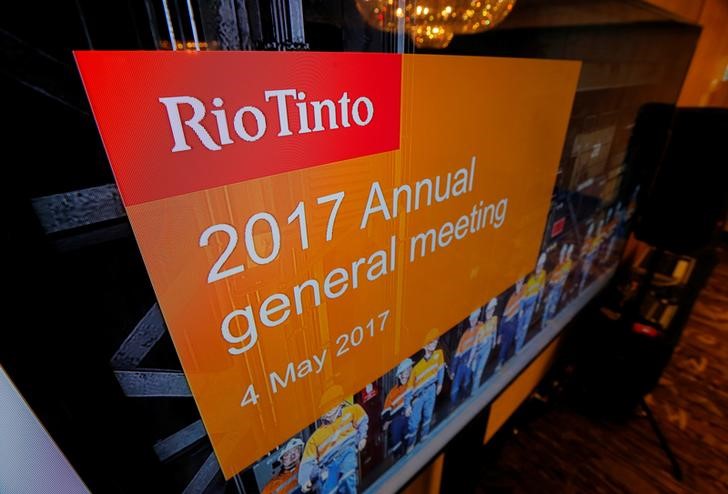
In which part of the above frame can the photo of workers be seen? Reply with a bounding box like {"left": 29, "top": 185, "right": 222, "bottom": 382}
{"left": 254, "top": 434, "right": 307, "bottom": 494}
{"left": 260, "top": 439, "right": 305, "bottom": 494}
{"left": 472, "top": 298, "right": 498, "bottom": 392}
{"left": 250, "top": 205, "right": 634, "bottom": 493}
{"left": 516, "top": 253, "right": 547, "bottom": 352}
{"left": 449, "top": 309, "right": 482, "bottom": 405}
{"left": 605, "top": 198, "right": 633, "bottom": 264}
{"left": 381, "top": 359, "right": 413, "bottom": 459}
{"left": 406, "top": 330, "right": 447, "bottom": 453}
{"left": 298, "top": 390, "right": 369, "bottom": 494}
{"left": 542, "top": 243, "right": 574, "bottom": 329}
{"left": 578, "top": 220, "right": 601, "bottom": 292}
{"left": 253, "top": 389, "right": 369, "bottom": 494}
{"left": 495, "top": 277, "right": 524, "bottom": 371}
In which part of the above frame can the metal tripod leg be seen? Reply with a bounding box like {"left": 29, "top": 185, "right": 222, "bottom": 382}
{"left": 640, "top": 397, "right": 683, "bottom": 481}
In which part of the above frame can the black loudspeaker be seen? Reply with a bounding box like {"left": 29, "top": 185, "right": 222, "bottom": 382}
{"left": 636, "top": 108, "right": 728, "bottom": 253}
{"left": 621, "top": 103, "right": 675, "bottom": 205}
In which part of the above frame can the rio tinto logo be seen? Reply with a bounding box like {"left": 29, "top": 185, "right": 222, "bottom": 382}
{"left": 159, "top": 89, "right": 375, "bottom": 152}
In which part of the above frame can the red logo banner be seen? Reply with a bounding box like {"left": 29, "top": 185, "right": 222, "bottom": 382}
{"left": 76, "top": 51, "right": 401, "bottom": 206}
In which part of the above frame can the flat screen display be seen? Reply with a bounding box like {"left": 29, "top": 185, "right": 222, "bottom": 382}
{"left": 73, "top": 51, "right": 631, "bottom": 492}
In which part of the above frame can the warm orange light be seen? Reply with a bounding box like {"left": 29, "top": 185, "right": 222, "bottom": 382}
{"left": 158, "top": 40, "right": 210, "bottom": 51}
{"left": 355, "top": 0, "right": 517, "bottom": 48}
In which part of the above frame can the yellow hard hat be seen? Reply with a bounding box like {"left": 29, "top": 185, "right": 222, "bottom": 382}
{"left": 319, "top": 385, "right": 344, "bottom": 412}
{"left": 425, "top": 328, "right": 440, "bottom": 343}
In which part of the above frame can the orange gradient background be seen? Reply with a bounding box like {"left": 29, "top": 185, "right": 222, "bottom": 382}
{"left": 86, "top": 54, "right": 579, "bottom": 477}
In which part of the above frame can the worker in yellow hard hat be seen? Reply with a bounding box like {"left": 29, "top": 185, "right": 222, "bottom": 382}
{"left": 298, "top": 387, "right": 369, "bottom": 494}
{"left": 406, "top": 329, "right": 446, "bottom": 453}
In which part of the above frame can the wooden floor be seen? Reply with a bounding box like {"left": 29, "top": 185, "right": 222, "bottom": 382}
{"left": 476, "top": 245, "right": 728, "bottom": 494}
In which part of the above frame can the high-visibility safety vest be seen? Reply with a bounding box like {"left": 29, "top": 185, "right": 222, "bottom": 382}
{"left": 262, "top": 469, "right": 299, "bottom": 494}
{"left": 410, "top": 349, "right": 445, "bottom": 395}
{"left": 523, "top": 270, "right": 546, "bottom": 299}
{"left": 503, "top": 291, "right": 522, "bottom": 321}
{"left": 455, "top": 324, "right": 482, "bottom": 359}
{"left": 299, "top": 403, "right": 368, "bottom": 484}
{"left": 382, "top": 382, "right": 412, "bottom": 420}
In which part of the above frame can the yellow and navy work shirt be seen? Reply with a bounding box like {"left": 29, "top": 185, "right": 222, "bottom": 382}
{"left": 298, "top": 404, "right": 368, "bottom": 484}
{"left": 382, "top": 382, "right": 412, "bottom": 421}
{"left": 410, "top": 349, "right": 445, "bottom": 395}
{"left": 523, "top": 270, "right": 546, "bottom": 301}
{"left": 262, "top": 469, "right": 299, "bottom": 494}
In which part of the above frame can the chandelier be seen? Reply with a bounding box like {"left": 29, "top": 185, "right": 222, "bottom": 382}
{"left": 355, "top": 0, "right": 517, "bottom": 49}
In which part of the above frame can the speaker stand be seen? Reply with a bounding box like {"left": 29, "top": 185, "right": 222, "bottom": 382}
{"left": 640, "top": 397, "right": 683, "bottom": 481}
